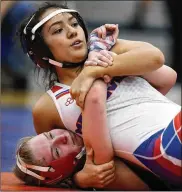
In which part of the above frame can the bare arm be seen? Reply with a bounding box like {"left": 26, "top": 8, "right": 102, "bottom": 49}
{"left": 74, "top": 80, "right": 150, "bottom": 190}
{"left": 73, "top": 79, "right": 115, "bottom": 189}
{"left": 94, "top": 39, "right": 165, "bottom": 77}
{"left": 70, "top": 39, "right": 165, "bottom": 107}
{"left": 82, "top": 79, "right": 114, "bottom": 164}
{"left": 141, "top": 65, "right": 177, "bottom": 95}
{"left": 111, "top": 40, "right": 176, "bottom": 94}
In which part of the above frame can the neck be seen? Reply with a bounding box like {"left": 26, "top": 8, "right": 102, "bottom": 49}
{"left": 55, "top": 66, "right": 83, "bottom": 86}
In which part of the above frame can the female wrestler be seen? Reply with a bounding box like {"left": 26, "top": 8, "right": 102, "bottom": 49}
{"left": 14, "top": 1, "right": 178, "bottom": 190}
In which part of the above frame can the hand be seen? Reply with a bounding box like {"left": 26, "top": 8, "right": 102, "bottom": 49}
{"left": 88, "top": 24, "right": 119, "bottom": 52}
{"left": 92, "top": 24, "right": 119, "bottom": 40}
{"left": 70, "top": 68, "right": 95, "bottom": 109}
{"left": 74, "top": 148, "right": 115, "bottom": 189}
{"left": 85, "top": 51, "right": 118, "bottom": 83}
{"left": 86, "top": 50, "right": 113, "bottom": 67}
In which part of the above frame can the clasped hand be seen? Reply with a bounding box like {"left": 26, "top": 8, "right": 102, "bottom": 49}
{"left": 70, "top": 24, "right": 119, "bottom": 108}
{"left": 74, "top": 148, "right": 115, "bottom": 189}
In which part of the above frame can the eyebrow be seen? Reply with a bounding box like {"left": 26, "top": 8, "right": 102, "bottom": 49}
{"left": 48, "top": 15, "right": 75, "bottom": 32}
{"left": 43, "top": 133, "right": 55, "bottom": 161}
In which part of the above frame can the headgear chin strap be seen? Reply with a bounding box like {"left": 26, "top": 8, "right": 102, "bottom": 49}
{"left": 16, "top": 147, "right": 86, "bottom": 185}
{"left": 42, "top": 57, "right": 87, "bottom": 69}
{"left": 23, "top": 9, "right": 87, "bottom": 69}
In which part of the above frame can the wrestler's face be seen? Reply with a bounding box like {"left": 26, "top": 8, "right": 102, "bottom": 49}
{"left": 29, "top": 129, "right": 84, "bottom": 166}
{"left": 40, "top": 8, "right": 88, "bottom": 64}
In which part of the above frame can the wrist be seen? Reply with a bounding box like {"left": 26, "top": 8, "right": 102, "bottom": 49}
{"left": 82, "top": 66, "right": 101, "bottom": 80}
{"left": 73, "top": 171, "right": 87, "bottom": 188}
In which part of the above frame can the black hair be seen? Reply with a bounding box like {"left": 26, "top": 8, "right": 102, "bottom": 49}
{"left": 18, "top": 2, "right": 88, "bottom": 89}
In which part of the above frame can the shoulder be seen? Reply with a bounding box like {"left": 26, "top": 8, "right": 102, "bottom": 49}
{"left": 33, "top": 93, "right": 54, "bottom": 115}
{"left": 32, "top": 93, "right": 64, "bottom": 134}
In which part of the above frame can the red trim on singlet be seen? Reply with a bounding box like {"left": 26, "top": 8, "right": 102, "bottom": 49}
{"left": 153, "top": 137, "right": 181, "bottom": 176}
{"left": 51, "top": 85, "right": 63, "bottom": 93}
{"left": 174, "top": 112, "right": 182, "bottom": 142}
{"left": 56, "top": 90, "right": 70, "bottom": 100}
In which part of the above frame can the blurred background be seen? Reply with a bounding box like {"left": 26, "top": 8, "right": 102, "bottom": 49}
{"left": 1, "top": 1, "right": 181, "bottom": 172}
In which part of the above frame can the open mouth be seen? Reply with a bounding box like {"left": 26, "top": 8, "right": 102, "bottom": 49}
{"left": 71, "top": 40, "right": 82, "bottom": 46}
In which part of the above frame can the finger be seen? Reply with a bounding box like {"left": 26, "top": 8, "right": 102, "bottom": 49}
{"left": 105, "top": 24, "right": 117, "bottom": 30}
{"left": 86, "top": 148, "right": 94, "bottom": 164}
{"left": 92, "top": 27, "right": 102, "bottom": 38}
{"left": 107, "top": 51, "right": 117, "bottom": 57}
{"left": 100, "top": 50, "right": 113, "bottom": 61}
{"left": 69, "top": 89, "right": 73, "bottom": 98}
{"left": 103, "top": 75, "right": 112, "bottom": 83}
{"left": 97, "top": 27, "right": 103, "bottom": 38}
{"left": 100, "top": 26, "right": 106, "bottom": 39}
{"left": 97, "top": 60, "right": 109, "bottom": 67}
{"left": 102, "top": 166, "right": 115, "bottom": 178}
{"left": 78, "top": 89, "right": 87, "bottom": 109}
{"left": 113, "top": 24, "right": 119, "bottom": 41}
{"left": 74, "top": 91, "right": 81, "bottom": 107}
{"left": 98, "top": 55, "right": 112, "bottom": 65}
{"left": 76, "top": 95, "right": 82, "bottom": 108}
{"left": 104, "top": 173, "right": 115, "bottom": 186}
{"left": 69, "top": 89, "right": 75, "bottom": 100}
{"left": 99, "top": 160, "right": 114, "bottom": 172}
{"left": 85, "top": 60, "right": 97, "bottom": 66}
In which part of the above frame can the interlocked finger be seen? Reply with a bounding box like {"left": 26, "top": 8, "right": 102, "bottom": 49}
{"left": 97, "top": 60, "right": 109, "bottom": 67}
{"left": 102, "top": 166, "right": 115, "bottom": 178}
{"left": 100, "top": 50, "right": 113, "bottom": 61}
{"left": 103, "top": 173, "right": 115, "bottom": 186}
{"left": 98, "top": 54, "right": 112, "bottom": 66}
{"left": 78, "top": 91, "right": 86, "bottom": 109}
{"left": 100, "top": 25, "right": 107, "bottom": 39}
{"left": 85, "top": 60, "right": 98, "bottom": 66}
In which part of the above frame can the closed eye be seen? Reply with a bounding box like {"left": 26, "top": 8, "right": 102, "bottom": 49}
{"left": 49, "top": 132, "right": 53, "bottom": 139}
{"left": 55, "top": 148, "right": 60, "bottom": 158}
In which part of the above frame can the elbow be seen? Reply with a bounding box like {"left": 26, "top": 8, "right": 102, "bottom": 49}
{"left": 144, "top": 43, "right": 165, "bottom": 69}
{"left": 151, "top": 47, "right": 165, "bottom": 69}
{"left": 85, "top": 80, "right": 107, "bottom": 105}
{"left": 155, "top": 49, "right": 165, "bottom": 68}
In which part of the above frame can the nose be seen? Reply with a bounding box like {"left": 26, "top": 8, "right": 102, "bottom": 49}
{"left": 66, "top": 26, "right": 77, "bottom": 39}
{"left": 52, "top": 135, "right": 68, "bottom": 146}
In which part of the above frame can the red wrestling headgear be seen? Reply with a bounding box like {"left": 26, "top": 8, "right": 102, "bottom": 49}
{"left": 16, "top": 147, "right": 85, "bottom": 185}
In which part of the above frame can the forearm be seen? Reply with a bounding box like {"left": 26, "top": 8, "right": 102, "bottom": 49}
{"left": 74, "top": 157, "right": 150, "bottom": 190}
{"left": 73, "top": 172, "right": 89, "bottom": 189}
{"left": 92, "top": 45, "right": 164, "bottom": 78}
{"left": 103, "top": 157, "right": 150, "bottom": 190}
{"left": 82, "top": 80, "right": 114, "bottom": 164}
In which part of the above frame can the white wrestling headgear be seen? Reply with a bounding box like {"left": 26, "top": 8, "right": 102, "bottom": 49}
{"left": 23, "top": 9, "right": 86, "bottom": 68}
{"left": 24, "top": 9, "right": 78, "bottom": 40}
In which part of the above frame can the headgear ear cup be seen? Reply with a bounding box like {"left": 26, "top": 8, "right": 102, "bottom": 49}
{"left": 41, "top": 152, "right": 79, "bottom": 185}
{"left": 16, "top": 147, "right": 86, "bottom": 185}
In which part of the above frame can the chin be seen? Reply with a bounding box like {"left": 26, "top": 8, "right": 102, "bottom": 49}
{"left": 72, "top": 51, "right": 88, "bottom": 63}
